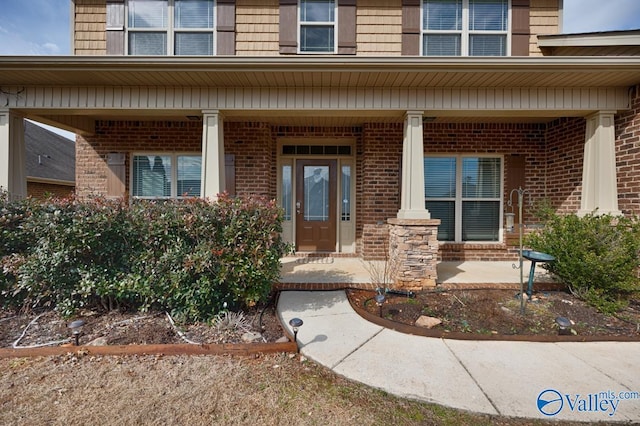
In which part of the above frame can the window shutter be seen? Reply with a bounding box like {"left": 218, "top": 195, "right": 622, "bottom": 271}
{"left": 225, "top": 154, "right": 236, "bottom": 196}
{"left": 338, "top": 0, "right": 356, "bottom": 55}
{"left": 402, "top": 0, "right": 420, "bottom": 55}
{"left": 511, "top": 0, "right": 530, "bottom": 56}
{"left": 505, "top": 154, "right": 526, "bottom": 225}
{"left": 279, "top": 0, "right": 298, "bottom": 54}
{"left": 106, "top": 0, "right": 125, "bottom": 55}
{"left": 217, "top": 0, "right": 236, "bottom": 55}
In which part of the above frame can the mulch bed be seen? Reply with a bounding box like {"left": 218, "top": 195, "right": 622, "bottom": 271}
{"left": 347, "top": 288, "right": 640, "bottom": 340}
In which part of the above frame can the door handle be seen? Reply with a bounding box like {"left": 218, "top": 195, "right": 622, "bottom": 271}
{"left": 296, "top": 201, "right": 300, "bottom": 214}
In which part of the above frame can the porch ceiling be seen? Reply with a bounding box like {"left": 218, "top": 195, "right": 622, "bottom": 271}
{"left": 29, "top": 108, "right": 584, "bottom": 129}
{"left": 1, "top": 56, "right": 640, "bottom": 89}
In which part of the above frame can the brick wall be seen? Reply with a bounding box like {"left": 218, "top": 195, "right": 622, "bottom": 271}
{"left": 616, "top": 85, "right": 640, "bottom": 215}
{"left": 27, "top": 182, "right": 75, "bottom": 199}
{"left": 544, "top": 118, "right": 585, "bottom": 214}
{"left": 360, "top": 123, "right": 402, "bottom": 258}
{"left": 224, "top": 122, "right": 276, "bottom": 198}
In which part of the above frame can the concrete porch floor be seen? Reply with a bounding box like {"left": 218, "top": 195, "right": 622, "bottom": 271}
{"left": 279, "top": 256, "right": 557, "bottom": 289}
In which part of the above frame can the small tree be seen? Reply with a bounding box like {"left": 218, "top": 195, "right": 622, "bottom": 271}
{"left": 525, "top": 212, "right": 640, "bottom": 313}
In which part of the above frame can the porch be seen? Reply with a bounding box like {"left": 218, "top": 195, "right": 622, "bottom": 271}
{"left": 277, "top": 256, "right": 558, "bottom": 291}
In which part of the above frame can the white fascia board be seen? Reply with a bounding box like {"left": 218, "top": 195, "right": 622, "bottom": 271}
{"left": 538, "top": 32, "right": 640, "bottom": 48}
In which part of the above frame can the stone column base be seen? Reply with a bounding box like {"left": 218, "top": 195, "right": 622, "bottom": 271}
{"left": 387, "top": 218, "right": 441, "bottom": 291}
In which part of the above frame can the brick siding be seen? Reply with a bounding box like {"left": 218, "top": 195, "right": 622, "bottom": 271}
{"left": 616, "top": 85, "right": 640, "bottom": 215}
{"left": 75, "top": 114, "right": 640, "bottom": 261}
{"left": 27, "top": 182, "right": 75, "bottom": 200}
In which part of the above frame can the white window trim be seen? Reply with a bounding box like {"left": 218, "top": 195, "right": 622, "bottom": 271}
{"left": 297, "top": 0, "right": 338, "bottom": 54}
{"left": 125, "top": 0, "right": 216, "bottom": 56}
{"left": 425, "top": 153, "right": 504, "bottom": 243}
{"left": 130, "top": 152, "right": 202, "bottom": 199}
{"left": 420, "top": 0, "right": 512, "bottom": 57}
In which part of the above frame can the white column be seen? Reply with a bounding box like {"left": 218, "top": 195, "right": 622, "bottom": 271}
{"left": 200, "top": 110, "right": 226, "bottom": 200}
{"left": 0, "top": 110, "right": 27, "bottom": 200}
{"left": 397, "top": 111, "right": 430, "bottom": 219}
{"left": 579, "top": 111, "right": 621, "bottom": 216}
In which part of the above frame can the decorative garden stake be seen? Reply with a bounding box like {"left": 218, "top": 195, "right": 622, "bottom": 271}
{"left": 289, "top": 317, "right": 303, "bottom": 349}
{"left": 68, "top": 319, "right": 85, "bottom": 346}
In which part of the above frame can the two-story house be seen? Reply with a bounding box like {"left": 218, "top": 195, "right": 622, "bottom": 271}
{"left": 1, "top": 0, "right": 640, "bottom": 288}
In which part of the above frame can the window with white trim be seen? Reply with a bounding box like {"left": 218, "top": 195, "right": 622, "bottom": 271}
{"left": 299, "top": 0, "right": 336, "bottom": 53}
{"left": 132, "top": 154, "right": 202, "bottom": 198}
{"left": 424, "top": 155, "right": 502, "bottom": 242}
{"left": 127, "top": 0, "right": 215, "bottom": 55}
{"left": 422, "top": 0, "right": 509, "bottom": 56}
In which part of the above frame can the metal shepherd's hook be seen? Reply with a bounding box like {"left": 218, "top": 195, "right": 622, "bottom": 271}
{"left": 508, "top": 187, "right": 532, "bottom": 315}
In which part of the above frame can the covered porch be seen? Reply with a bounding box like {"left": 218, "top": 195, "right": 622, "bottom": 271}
{"left": 278, "top": 256, "right": 557, "bottom": 291}
{"left": 1, "top": 56, "right": 639, "bottom": 290}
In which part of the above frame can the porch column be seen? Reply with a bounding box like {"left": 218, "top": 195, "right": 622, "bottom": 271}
{"left": 579, "top": 111, "right": 621, "bottom": 216}
{"left": 0, "top": 110, "right": 27, "bottom": 200}
{"left": 200, "top": 110, "right": 226, "bottom": 200}
{"left": 397, "top": 111, "right": 430, "bottom": 219}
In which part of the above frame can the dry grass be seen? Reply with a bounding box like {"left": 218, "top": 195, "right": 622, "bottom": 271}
{"left": 0, "top": 353, "right": 580, "bottom": 426}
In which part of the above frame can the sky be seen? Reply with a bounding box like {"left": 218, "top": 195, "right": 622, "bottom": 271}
{"left": 0, "top": 0, "right": 639, "bottom": 138}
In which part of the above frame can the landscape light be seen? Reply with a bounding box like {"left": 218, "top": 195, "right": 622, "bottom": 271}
{"left": 555, "top": 316, "right": 572, "bottom": 336}
{"left": 289, "top": 317, "right": 303, "bottom": 347}
{"left": 68, "top": 319, "right": 85, "bottom": 346}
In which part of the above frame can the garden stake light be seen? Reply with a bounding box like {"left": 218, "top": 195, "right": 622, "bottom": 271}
{"left": 68, "top": 320, "right": 85, "bottom": 346}
{"left": 289, "top": 318, "right": 303, "bottom": 348}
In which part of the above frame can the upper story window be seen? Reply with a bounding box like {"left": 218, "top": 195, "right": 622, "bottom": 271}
{"left": 422, "top": 0, "right": 509, "bottom": 56}
{"left": 299, "top": 0, "right": 336, "bottom": 53}
{"left": 127, "top": 0, "right": 215, "bottom": 55}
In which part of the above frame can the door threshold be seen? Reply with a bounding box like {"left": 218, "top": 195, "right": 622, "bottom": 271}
{"left": 291, "top": 252, "right": 359, "bottom": 258}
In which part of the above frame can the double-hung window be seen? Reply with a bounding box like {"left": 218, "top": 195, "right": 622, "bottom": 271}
{"left": 132, "top": 153, "right": 202, "bottom": 199}
{"left": 299, "top": 0, "right": 336, "bottom": 53}
{"left": 127, "top": 0, "right": 215, "bottom": 55}
{"left": 422, "top": 0, "right": 509, "bottom": 56}
{"left": 425, "top": 155, "right": 502, "bottom": 242}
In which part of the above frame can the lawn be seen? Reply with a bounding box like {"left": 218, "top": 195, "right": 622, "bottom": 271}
{"left": 1, "top": 353, "right": 585, "bottom": 425}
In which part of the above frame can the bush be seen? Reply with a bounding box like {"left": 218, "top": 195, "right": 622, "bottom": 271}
{"left": 0, "top": 192, "right": 289, "bottom": 321}
{"left": 525, "top": 212, "right": 640, "bottom": 313}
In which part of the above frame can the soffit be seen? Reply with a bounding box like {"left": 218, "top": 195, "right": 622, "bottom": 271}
{"left": 2, "top": 56, "right": 640, "bottom": 89}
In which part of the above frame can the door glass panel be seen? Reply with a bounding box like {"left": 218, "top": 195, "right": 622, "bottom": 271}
{"left": 341, "top": 165, "right": 351, "bottom": 221}
{"left": 282, "top": 165, "right": 292, "bottom": 221}
{"left": 304, "top": 166, "right": 329, "bottom": 221}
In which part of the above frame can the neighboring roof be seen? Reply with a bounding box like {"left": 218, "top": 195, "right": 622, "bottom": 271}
{"left": 538, "top": 29, "right": 640, "bottom": 48}
{"left": 24, "top": 120, "right": 75, "bottom": 184}
{"left": 0, "top": 56, "right": 640, "bottom": 89}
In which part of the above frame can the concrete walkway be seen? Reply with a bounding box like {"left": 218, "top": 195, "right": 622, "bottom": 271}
{"left": 277, "top": 290, "right": 640, "bottom": 423}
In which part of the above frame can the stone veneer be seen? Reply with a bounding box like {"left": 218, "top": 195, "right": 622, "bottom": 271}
{"left": 387, "top": 218, "right": 440, "bottom": 290}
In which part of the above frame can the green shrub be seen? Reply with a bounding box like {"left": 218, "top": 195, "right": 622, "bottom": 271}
{"left": 525, "top": 212, "right": 640, "bottom": 313}
{"left": 0, "top": 192, "right": 289, "bottom": 321}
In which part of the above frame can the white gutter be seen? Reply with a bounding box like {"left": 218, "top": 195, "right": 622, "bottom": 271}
{"left": 2, "top": 55, "right": 640, "bottom": 73}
